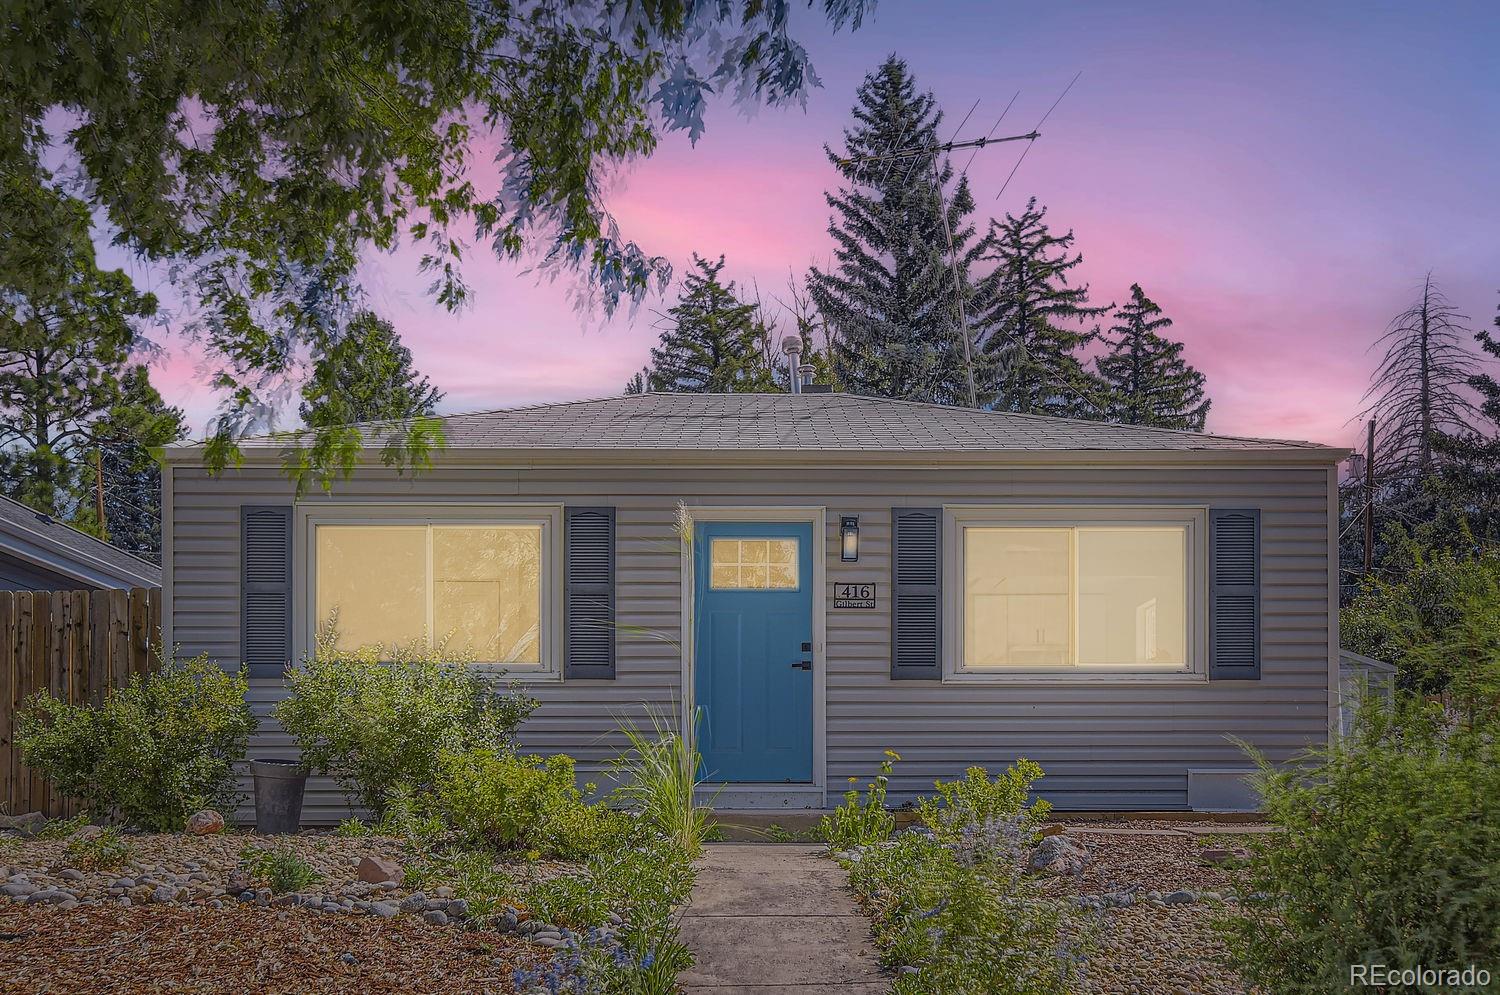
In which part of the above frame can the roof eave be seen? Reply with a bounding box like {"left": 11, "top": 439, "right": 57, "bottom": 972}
{"left": 163, "top": 444, "right": 1350, "bottom": 467}
{"left": 0, "top": 529, "right": 162, "bottom": 589}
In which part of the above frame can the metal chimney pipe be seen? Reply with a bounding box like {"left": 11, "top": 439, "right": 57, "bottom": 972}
{"left": 799, "top": 364, "right": 816, "bottom": 389}
{"left": 780, "top": 334, "right": 804, "bottom": 394}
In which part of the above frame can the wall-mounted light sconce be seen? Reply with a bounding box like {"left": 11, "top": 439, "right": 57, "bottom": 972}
{"left": 840, "top": 516, "right": 860, "bottom": 562}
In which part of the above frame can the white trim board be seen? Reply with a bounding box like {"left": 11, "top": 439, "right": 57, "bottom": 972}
{"left": 678, "top": 504, "right": 828, "bottom": 808}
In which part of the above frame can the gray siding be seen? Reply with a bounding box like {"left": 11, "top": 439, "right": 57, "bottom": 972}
{"left": 168, "top": 462, "right": 1333, "bottom": 821}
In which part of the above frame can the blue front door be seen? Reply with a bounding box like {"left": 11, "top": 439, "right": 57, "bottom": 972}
{"left": 694, "top": 521, "right": 814, "bottom": 783}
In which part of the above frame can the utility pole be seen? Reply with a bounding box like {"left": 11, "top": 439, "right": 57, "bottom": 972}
{"left": 94, "top": 446, "right": 107, "bottom": 538}
{"left": 1363, "top": 418, "right": 1375, "bottom": 574}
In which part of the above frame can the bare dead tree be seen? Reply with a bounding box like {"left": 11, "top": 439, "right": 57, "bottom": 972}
{"left": 1359, "top": 273, "right": 1481, "bottom": 485}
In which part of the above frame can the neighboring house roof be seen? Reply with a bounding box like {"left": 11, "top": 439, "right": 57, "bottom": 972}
{"left": 0, "top": 494, "right": 162, "bottom": 590}
{"left": 1339, "top": 648, "right": 1398, "bottom": 676}
{"left": 183, "top": 392, "right": 1346, "bottom": 462}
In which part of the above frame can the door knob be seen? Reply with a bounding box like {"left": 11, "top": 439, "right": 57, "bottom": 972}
{"left": 791, "top": 661, "right": 811, "bottom": 671}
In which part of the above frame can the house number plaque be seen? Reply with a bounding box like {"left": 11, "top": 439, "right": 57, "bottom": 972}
{"left": 834, "top": 582, "right": 877, "bottom": 609}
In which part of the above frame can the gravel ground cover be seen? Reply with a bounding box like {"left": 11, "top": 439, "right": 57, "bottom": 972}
{"left": 0, "top": 901, "right": 544, "bottom": 994}
{"left": 1051, "top": 820, "right": 1260, "bottom": 995}
{"left": 0, "top": 830, "right": 573, "bottom": 916}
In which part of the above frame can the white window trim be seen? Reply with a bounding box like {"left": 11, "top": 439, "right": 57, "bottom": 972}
{"left": 942, "top": 505, "right": 1208, "bottom": 684}
{"left": 294, "top": 503, "right": 565, "bottom": 682}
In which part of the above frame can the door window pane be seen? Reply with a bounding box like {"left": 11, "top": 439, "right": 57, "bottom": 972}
{"left": 963, "top": 528, "right": 1072, "bottom": 667}
{"left": 316, "top": 526, "right": 427, "bottom": 653}
{"left": 1077, "top": 528, "right": 1186, "bottom": 666}
{"left": 709, "top": 538, "right": 799, "bottom": 590}
{"left": 433, "top": 526, "right": 543, "bottom": 664}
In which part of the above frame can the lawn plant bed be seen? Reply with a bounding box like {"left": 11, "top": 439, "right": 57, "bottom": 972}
{"left": 827, "top": 756, "right": 1094, "bottom": 995}
{"left": 825, "top": 754, "right": 1271, "bottom": 995}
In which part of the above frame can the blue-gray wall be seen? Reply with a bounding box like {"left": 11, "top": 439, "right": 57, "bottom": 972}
{"left": 166, "top": 459, "right": 1335, "bottom": 820}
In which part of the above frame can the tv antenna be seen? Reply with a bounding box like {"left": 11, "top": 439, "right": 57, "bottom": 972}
{"left": 833, "top": 73, "right": 1082, "bottom": 409}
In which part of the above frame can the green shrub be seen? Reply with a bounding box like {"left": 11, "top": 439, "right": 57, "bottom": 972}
{"left": 432, "top": 747, "right": 627, "bottom": 859}
{"left": 272, "top": 637, "right": 538, "bottom": 817}
{"left": 819, "top": 750, "right": 898, "bottom": 850}
{"left": 65, "top": 827, "right": 133, "bottom": 869}
{"left": 240, "top": 844, "right": 323, "bottom": 894}
{"left": 16, "top": 656, "right": 256, "bottom": 832}
{"left": 917, "top": 760, "right": 1051, "bottom": 842}
{"left": 1226, "top": 694, "right": 1500, "bottom": 993}
{"left": 848, "top": 826, "right": 1087, "bottom": 995}
{"left": 36, "top": 813, "right": 93, "bottom": 840}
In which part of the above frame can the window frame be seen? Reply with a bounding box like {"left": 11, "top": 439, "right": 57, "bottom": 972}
{"left": 296, "top": 503, "right": 564, "bottom": 681}
{"left": 942, "top": 505, "right": 1207, "bottom": 684}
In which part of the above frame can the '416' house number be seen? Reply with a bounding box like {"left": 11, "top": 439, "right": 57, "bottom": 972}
{"left": 834, "top": 583, "right": 876, "bottom": 609}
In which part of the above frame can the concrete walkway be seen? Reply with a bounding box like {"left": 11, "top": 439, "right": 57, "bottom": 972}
{"left": 680, "top": 844, "right": 888, "bottom": 994}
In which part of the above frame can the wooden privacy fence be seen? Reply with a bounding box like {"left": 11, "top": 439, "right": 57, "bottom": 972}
{"left": 0, "top": 587, "right": 162, "bottom": 818}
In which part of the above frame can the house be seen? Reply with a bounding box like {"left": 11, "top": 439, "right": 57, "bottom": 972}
{"left": 160, "top": 392, "right": 1345, "bottom": 818}
{"left": 0, "top": 494, "right": 162, "bottom": 592}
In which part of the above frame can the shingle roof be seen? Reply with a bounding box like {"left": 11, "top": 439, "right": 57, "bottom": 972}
{"left": 232, "top": 392, "right": 1339, "bottom": 455}
{"left": 0, "top": 494, "right": 162, "bottom": 588}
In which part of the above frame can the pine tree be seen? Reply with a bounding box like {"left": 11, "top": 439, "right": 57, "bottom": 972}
{"left": 74, "top": 368, "right": 186, "bottom": 562}
{"left": 808, "top": 56, "right": 990, "bottom": 405}
{"left": 298, "top": 310, "right": 443, "bottom": 427}
{"left": 976, "top": 198, "right": 1109, "bottom": 417}
{"left": 1358, "top": 273, "right": 1480, "bottom": 482}
{"left": 1095, "top": 284, "right": 1210, "bottom": 430}
{"left": 1429, "top": 291, "right": 1500, "bottom": 546}
{"left": 0, "top": 188, "right": 178, "bottom": 526}
{"left": 631, "top": 255, "right": 776, "bottom": 393}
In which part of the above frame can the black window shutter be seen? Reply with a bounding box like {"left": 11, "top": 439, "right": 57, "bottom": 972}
{"left": 891, "top": 507, "right": 942, "bottom": 680}
{"left": 1209, "top": 508, "right": 1261, "bottom": 680}
{"left": 565, "top": 506, "right": 616, "bottom": 679}
{"left": 241, "top": 505, "right": 292, "bottom": 679}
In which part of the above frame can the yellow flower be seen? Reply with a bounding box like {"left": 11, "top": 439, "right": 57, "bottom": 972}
{"left": 848, "top": 776, "right": 859, "bottom": 784}
{"left": 884, "top": 749, "right": 902, "bottom": 761}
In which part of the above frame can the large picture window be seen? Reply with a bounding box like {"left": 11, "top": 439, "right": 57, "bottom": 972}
{"left": 951, "top": 510, "right": 1198, "bottom": 676}
{"left": 313, "top": 517, "right": 550, "bottom": 666}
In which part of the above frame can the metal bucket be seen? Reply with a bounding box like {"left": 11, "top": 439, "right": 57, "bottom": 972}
{"left": 250, "top": 759, "right": 308, "bottom": 834}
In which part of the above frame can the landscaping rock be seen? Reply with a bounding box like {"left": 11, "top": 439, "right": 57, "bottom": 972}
{"left": 446, "top": 898, "right": 469, "bottom": 919}
{"left": 422, "top": 910, "right": 449, "bottom": 926}
{"left": 152, "top": 884, "right": 182, "bottom": 904}
{"left": 399, "top": 892, "right": 428, "bottom": 914}
{"left": 356, "top": 855, "right": 405, "bottom": 886}
{"left": 72, "top": 825, "right": 106, "bottom": 843}
{"left": 369, "top": 901, "right": 400, "bottom": 918}
{"left": 0, "top": 812, "right": 47, "bottom": 837}
{"left": 1200, "top": 846, "right": 1249, "bottom": 865}
{"left": 58, "top": 869, "right": 85, "bottom": 882}
{"left": 1029, "top": 834, "right": 1090, "bottom": 875}
{"left": 1163, "top": 889, "right": 1196, "bottom": 905}
{"left": 186, "top": 810, "right": 225, "bottom": 835}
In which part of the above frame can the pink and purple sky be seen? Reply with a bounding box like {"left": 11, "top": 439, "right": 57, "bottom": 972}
{"left": 141, "top": 0, "right": 1499, "bottom": 451}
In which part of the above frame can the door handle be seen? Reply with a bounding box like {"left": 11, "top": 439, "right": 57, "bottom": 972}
{"left": 791, "top": 661, "right": 812, "bottom": 671}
